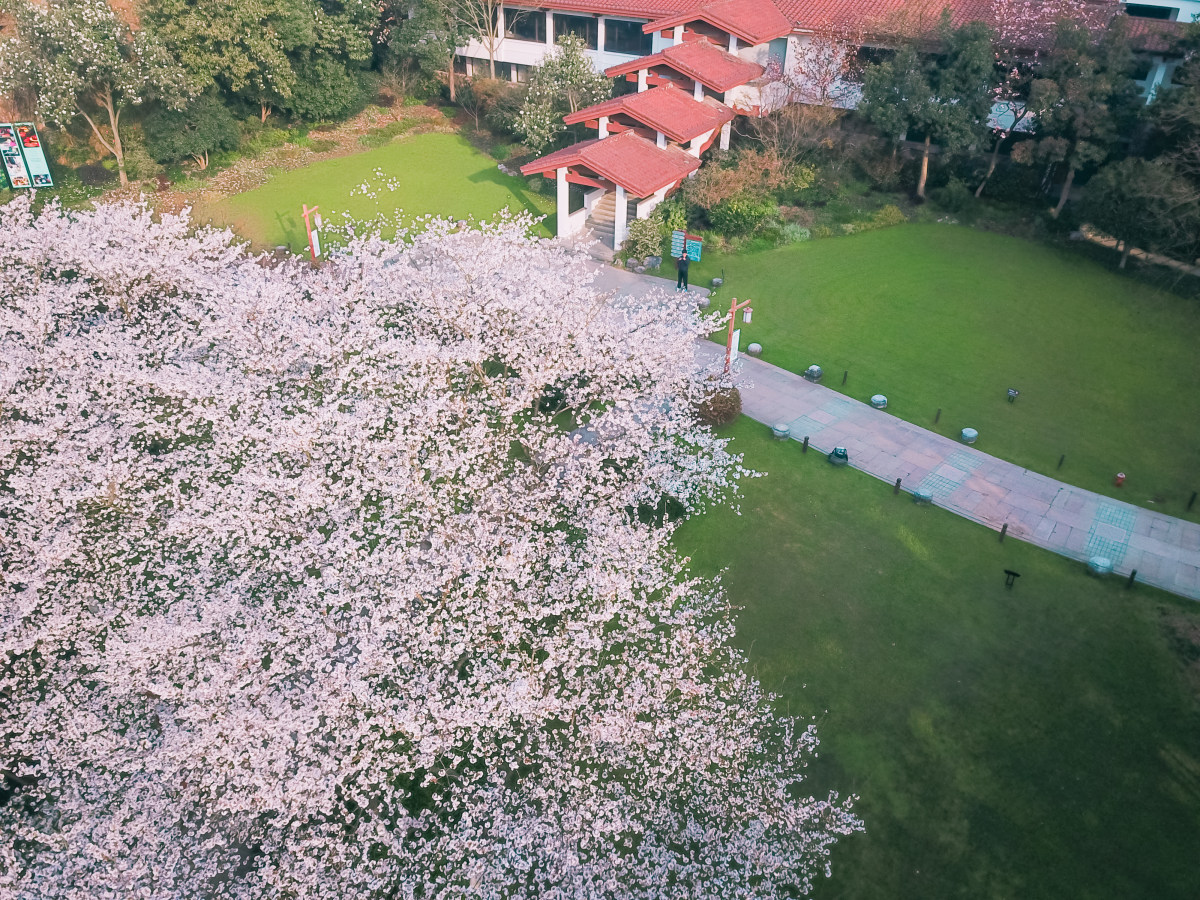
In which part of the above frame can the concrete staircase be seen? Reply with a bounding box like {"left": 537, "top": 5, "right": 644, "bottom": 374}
{"left": 583, "top": 193, "right": 639, "bottom": 261}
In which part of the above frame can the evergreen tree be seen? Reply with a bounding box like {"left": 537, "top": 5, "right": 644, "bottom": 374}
{"left": 513, "top": 34, "right": 609, "bottom": 154}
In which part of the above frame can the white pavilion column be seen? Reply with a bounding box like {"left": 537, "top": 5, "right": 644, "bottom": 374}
{"left": 614, "top": 184, "right": 628, "bottom": 247}
{"left": 719, "top": 121, "right": 731, "bottom": 151}
{"left": 728, "top": 34, "right": 738, "bottom": 52}
{"left": 556, "top": 167, "right": 570, "bottom": 238}
{"left": 545, "top": 10, "right": 554, "bottom": 47}
{"left": 656, "top": 131, "right": 666, "bottom": 149}
{"left": 637, "top": 68, "right": 648, "bottom": 92}
{"left": 598, "top": 115, "right": 609, "bottom": 138}
{"left": 689, "top": 130, "right": 711, "bottom": 156}
{"left": 693, "top": 81, "right": 704, "bottom": 100}
{"left": 673, "top": 25, "right": 683, "bottom": 44}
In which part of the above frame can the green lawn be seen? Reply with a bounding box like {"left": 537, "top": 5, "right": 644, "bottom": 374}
{"left": 200, "top": 132, "right": 555, "bottom": 250}
{"left": 683, "top": 226, "right": 1200, "bottom": 521}
{"left": 676, "top": 419, "right": 1200, "bottom": 900}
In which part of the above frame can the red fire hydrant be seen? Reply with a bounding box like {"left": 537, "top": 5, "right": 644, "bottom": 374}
{"left": 1115, "top": 472, "right": 1126, "bottom": 487}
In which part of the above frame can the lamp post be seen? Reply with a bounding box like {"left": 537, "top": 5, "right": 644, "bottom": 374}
{"left": 724, "top": 296, "right": 753, "bottom": 373}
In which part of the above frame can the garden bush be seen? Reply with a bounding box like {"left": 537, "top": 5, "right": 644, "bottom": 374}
{"left": 778, "top": 222, "right": 812, "bottom": 244}
{"left": 75, "top": 164, "right": 115, "bottom": 187}
{"left": 145, "top": 95, "right": 239, "bottom": 170}
{"left": 871, "top": 203, "right": 908, "bottom": 227}
{"left": 623, "top": 212, "right": 666, "bottom": 260}
{"left": 709, "top": 194, "right": 775, "bottom": 236}
{"left": 932, "top": 178, "right": 974, "bottom": 213}
{"left": 696, "top": 385, "right": 742, "bottom": 427}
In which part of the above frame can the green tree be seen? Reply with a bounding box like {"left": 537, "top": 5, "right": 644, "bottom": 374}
{"left": 513, "top": 34, "right": 609, "bottom": 154}
{"left": 142, "top": 0, "right": 377, "bottom": 123}
{"left": 859, "top": 14, "right": 996, "bottom": 199}
{"left": 1015, "top": 17, "right": 1137, "bottom": 215}
{"left": 141, "top": 0, "right": 300, "bottom": 122}
{"left": 0, "top": 0, "right": 191, "bottom": 186}
{"left": 387, "top": 0, "right": 472, "bottom": 100}
{"left": 143, "top": 93, "right": 240, "bottom": 169}
{"left": 286, "top": 56, "right": 373, "bottom": 121}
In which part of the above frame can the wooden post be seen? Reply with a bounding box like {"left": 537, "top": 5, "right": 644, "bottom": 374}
{"left": 724, "top": 296, "right": 753, "bottom": 373}
{"left": 801, "top": 436, "right": 809, "bottom": 453}
{"left": 999, "top": 523, "right": 1008, "bottom": 542}
{"left": 1126, "top": 569, "right": 1137, "bottom": 588}
{"left": 1058, "top": 454, "right": 1065, "bottom": 470}
{"left": 934, "top": 408, "right": 941, "bottom": 424}
{"left": 894, "top": 478, "right": 902, "bottom": 495}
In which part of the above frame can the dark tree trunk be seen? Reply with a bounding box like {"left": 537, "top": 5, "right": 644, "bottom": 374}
{"left": 1054, "top": 166, "right": 1076, "bottom": 216}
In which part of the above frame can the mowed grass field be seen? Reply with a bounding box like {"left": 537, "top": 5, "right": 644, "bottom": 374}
{"left": 684, "top": 226, "right": 1200, "bottom": 521}
{"left": 675, "top": 419, "right": 1200, "bottom": 900}
{"left": 200, "top": 132, "right": 555, "bottom": 250}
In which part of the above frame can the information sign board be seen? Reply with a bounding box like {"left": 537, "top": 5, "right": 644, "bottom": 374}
{"left": 0, "top": 123, "right": 32, "bottom": 188}
{"left": 15, "top": 123, "right": 53, "bottom": 187}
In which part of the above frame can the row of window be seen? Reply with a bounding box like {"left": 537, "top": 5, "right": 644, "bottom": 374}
{"left": 504, "top": 9, "right": 653, "bottom": 56}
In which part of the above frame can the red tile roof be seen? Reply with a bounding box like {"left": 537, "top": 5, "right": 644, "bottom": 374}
{"left": 604, "top": 38, "right": 764, "bottom": 91}
{"left": 1127, "top": 16, "right": 1184, "bottom": 54}
{"left": 644, "top": 0, "right": 792, "bottom": 45}
{"left": 504, "top": 0, "right": 1188, "bottom": 56}
{"left": 564, "top": 83, "right": 736, "bottom": 141}
{"left": 520, "top": 131, "right": 701, "bottom": 196}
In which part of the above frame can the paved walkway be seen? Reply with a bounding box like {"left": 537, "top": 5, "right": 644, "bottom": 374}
{"left": 587, "top": 258, "right": 1200, "bottom": 601}
{"left": 693, "top": 342, "right": 1200, "bottom": 601}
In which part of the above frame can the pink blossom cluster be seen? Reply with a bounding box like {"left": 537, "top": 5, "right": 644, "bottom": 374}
{"left": 0, "top": 198, "right": 861, "bottom": 899}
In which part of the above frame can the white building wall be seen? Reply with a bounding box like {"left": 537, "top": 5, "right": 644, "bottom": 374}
{"left": 458, "top": 15, "right": 656, "bottom": 77}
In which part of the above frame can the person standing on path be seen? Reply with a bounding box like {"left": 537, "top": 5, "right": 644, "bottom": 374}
{"left": 675, "top": 252, "right": 690, "bottom": 291}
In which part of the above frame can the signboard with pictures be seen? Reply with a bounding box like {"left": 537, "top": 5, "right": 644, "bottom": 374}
{"left": 0, "top": 123, "right": 33, "bottom": 189}
{"left": 670, "top": 229, "right": 703, "bottom": 261}
{"left": 15, "top": 123, "right": 53, "bottom": 187}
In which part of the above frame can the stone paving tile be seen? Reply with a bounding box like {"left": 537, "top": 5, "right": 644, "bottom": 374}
{"left": 680, "top": 339, "right": 1200, "bottom": 602}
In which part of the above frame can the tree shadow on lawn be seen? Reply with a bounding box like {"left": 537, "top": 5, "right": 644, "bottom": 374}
{"left": 467, "top": 167, "right": 556, "bottom": 235}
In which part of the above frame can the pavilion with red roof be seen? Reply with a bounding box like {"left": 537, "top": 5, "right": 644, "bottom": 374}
{"left": 500, "top": 0, "right": 1192, "bottom": 252}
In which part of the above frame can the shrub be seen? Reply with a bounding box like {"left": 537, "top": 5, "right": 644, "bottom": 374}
{"left": 622, "top": 212, "right": 666, "bottom": 259}
{"left": 358, "top": 119, "right": 418, "bottom": 148}
{"left": 708, "top": 195, "right": 775, "bottom": 236}
{"left": 778, "top": 223, "right": 811, "bottom": 244}
{"left": 75, "top": 164, "right": 115, "bottom": 187}
{"left": 287, "top": 58, "right": 374, "bottom": 122}
{"left": 871, "top": 203, "right": 908, "bottom": 227}
{"left": 932, "top": 178, "right": 973, "bottom": 214}
{"left": 120, "top": 130, "right": 161, "bottom": 180}
{"left": 696, "top": 386, "right": 742, "bottom": 427}
{"left": 813, "top": 224, "right": 834, "bottom": 239}
{"left": 661, "top": 200, "right": 688, "bottom": 233}
{"left": 241, "top": 126, "right": 291, "bottom": 157}
{"left": 144, "top": 94, "right": 239, "bottom": 169}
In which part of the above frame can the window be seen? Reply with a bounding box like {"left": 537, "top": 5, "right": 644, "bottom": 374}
{"left": 1131, "top": 56, "right": 1154, "bottom": 82}
{"left": 554, "top": 13, "right": 599, "bottom": 50}
{"left": 505, "top": 7, "right": 546, "bottom": 42}
{"left": 604, "top": 19, "right": 652, "bottom": 56}
{"left": 1124, "top": 4, "right": 1176, "bottom": 19}
{"left": 857, "top": 46, "right": 895, "bottom": 67}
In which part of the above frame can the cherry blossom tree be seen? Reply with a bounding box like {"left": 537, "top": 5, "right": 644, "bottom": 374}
{"left": 0, "top": 198, "right": 861, "bottom": 899}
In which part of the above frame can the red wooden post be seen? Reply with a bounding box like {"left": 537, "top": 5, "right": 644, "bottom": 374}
{"left": 724, "top": 296, "right": 753, "bottom": 373}
{"left": 301, "top": 204, "right": 320, "bottom": 262}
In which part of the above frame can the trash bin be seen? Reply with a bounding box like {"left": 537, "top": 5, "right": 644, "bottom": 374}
{"left": 828, "top": 447, "right": 849, "bottom": 467}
